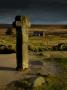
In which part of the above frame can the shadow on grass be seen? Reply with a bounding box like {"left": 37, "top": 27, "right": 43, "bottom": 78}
{"left": 0, "top": 66, "right": 16, "bottom": 71}
{"left": 0, "top": 49, "right": 16, "bottom": 54}
{"left": 6, "top": 80, "right": 32, "bottom": 90}
{"left": 0, "top": 50, "right": 15, "bottom": 54}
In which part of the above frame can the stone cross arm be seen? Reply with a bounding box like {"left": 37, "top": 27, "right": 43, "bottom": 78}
{"left": 12, "top": 16, "right": 31, "bottom": 28}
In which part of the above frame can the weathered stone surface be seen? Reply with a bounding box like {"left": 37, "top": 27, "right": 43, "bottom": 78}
{"left": 13, "top": 16, "right": 30, "bottom": 70}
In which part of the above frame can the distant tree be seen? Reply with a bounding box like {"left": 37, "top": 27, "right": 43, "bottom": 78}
{"left": 6, "top": 28, "right": 13, "bottom": 35}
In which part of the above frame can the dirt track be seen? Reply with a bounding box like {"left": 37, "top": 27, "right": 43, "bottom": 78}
{"left": 0, "top": 52, "right": 66, "bottom": 89}
{"left": 0, "top": 54, "right": 25, "bottom": 88}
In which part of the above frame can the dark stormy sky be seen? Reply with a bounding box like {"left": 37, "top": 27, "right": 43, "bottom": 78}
{"left": 0, "top": 0, "right": 67, "bottom": 24}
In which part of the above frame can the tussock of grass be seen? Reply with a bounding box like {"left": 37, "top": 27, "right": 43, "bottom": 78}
{"left": 6, "top": 75, "right": 67, "bottom": 90}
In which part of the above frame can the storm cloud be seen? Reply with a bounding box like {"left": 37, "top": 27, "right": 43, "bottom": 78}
{"left": 0, "top": 0, "right": 67, "bottom": 24}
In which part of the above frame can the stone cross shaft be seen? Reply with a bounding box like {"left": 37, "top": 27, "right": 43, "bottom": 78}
{"left": 13, "top": 16, "right": 30, "bottom": 71}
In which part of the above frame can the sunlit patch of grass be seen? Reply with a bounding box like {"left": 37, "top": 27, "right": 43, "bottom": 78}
{"left": 0, "top": 35, "right": 16, "bottom": 53}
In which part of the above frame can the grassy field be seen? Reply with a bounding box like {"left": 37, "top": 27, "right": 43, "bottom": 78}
{"left": 29, "top": 35, "right": 67, "bottom": 50}
{"left": 0, "top": 34, "right": 67, "bottom": 90}
{"left": 0, "top": 34, "right": 67, "bottom": 52}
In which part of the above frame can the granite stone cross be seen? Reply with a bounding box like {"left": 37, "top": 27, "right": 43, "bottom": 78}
{"left": 13, "top": 16, "right": 30, "bottom": 71}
